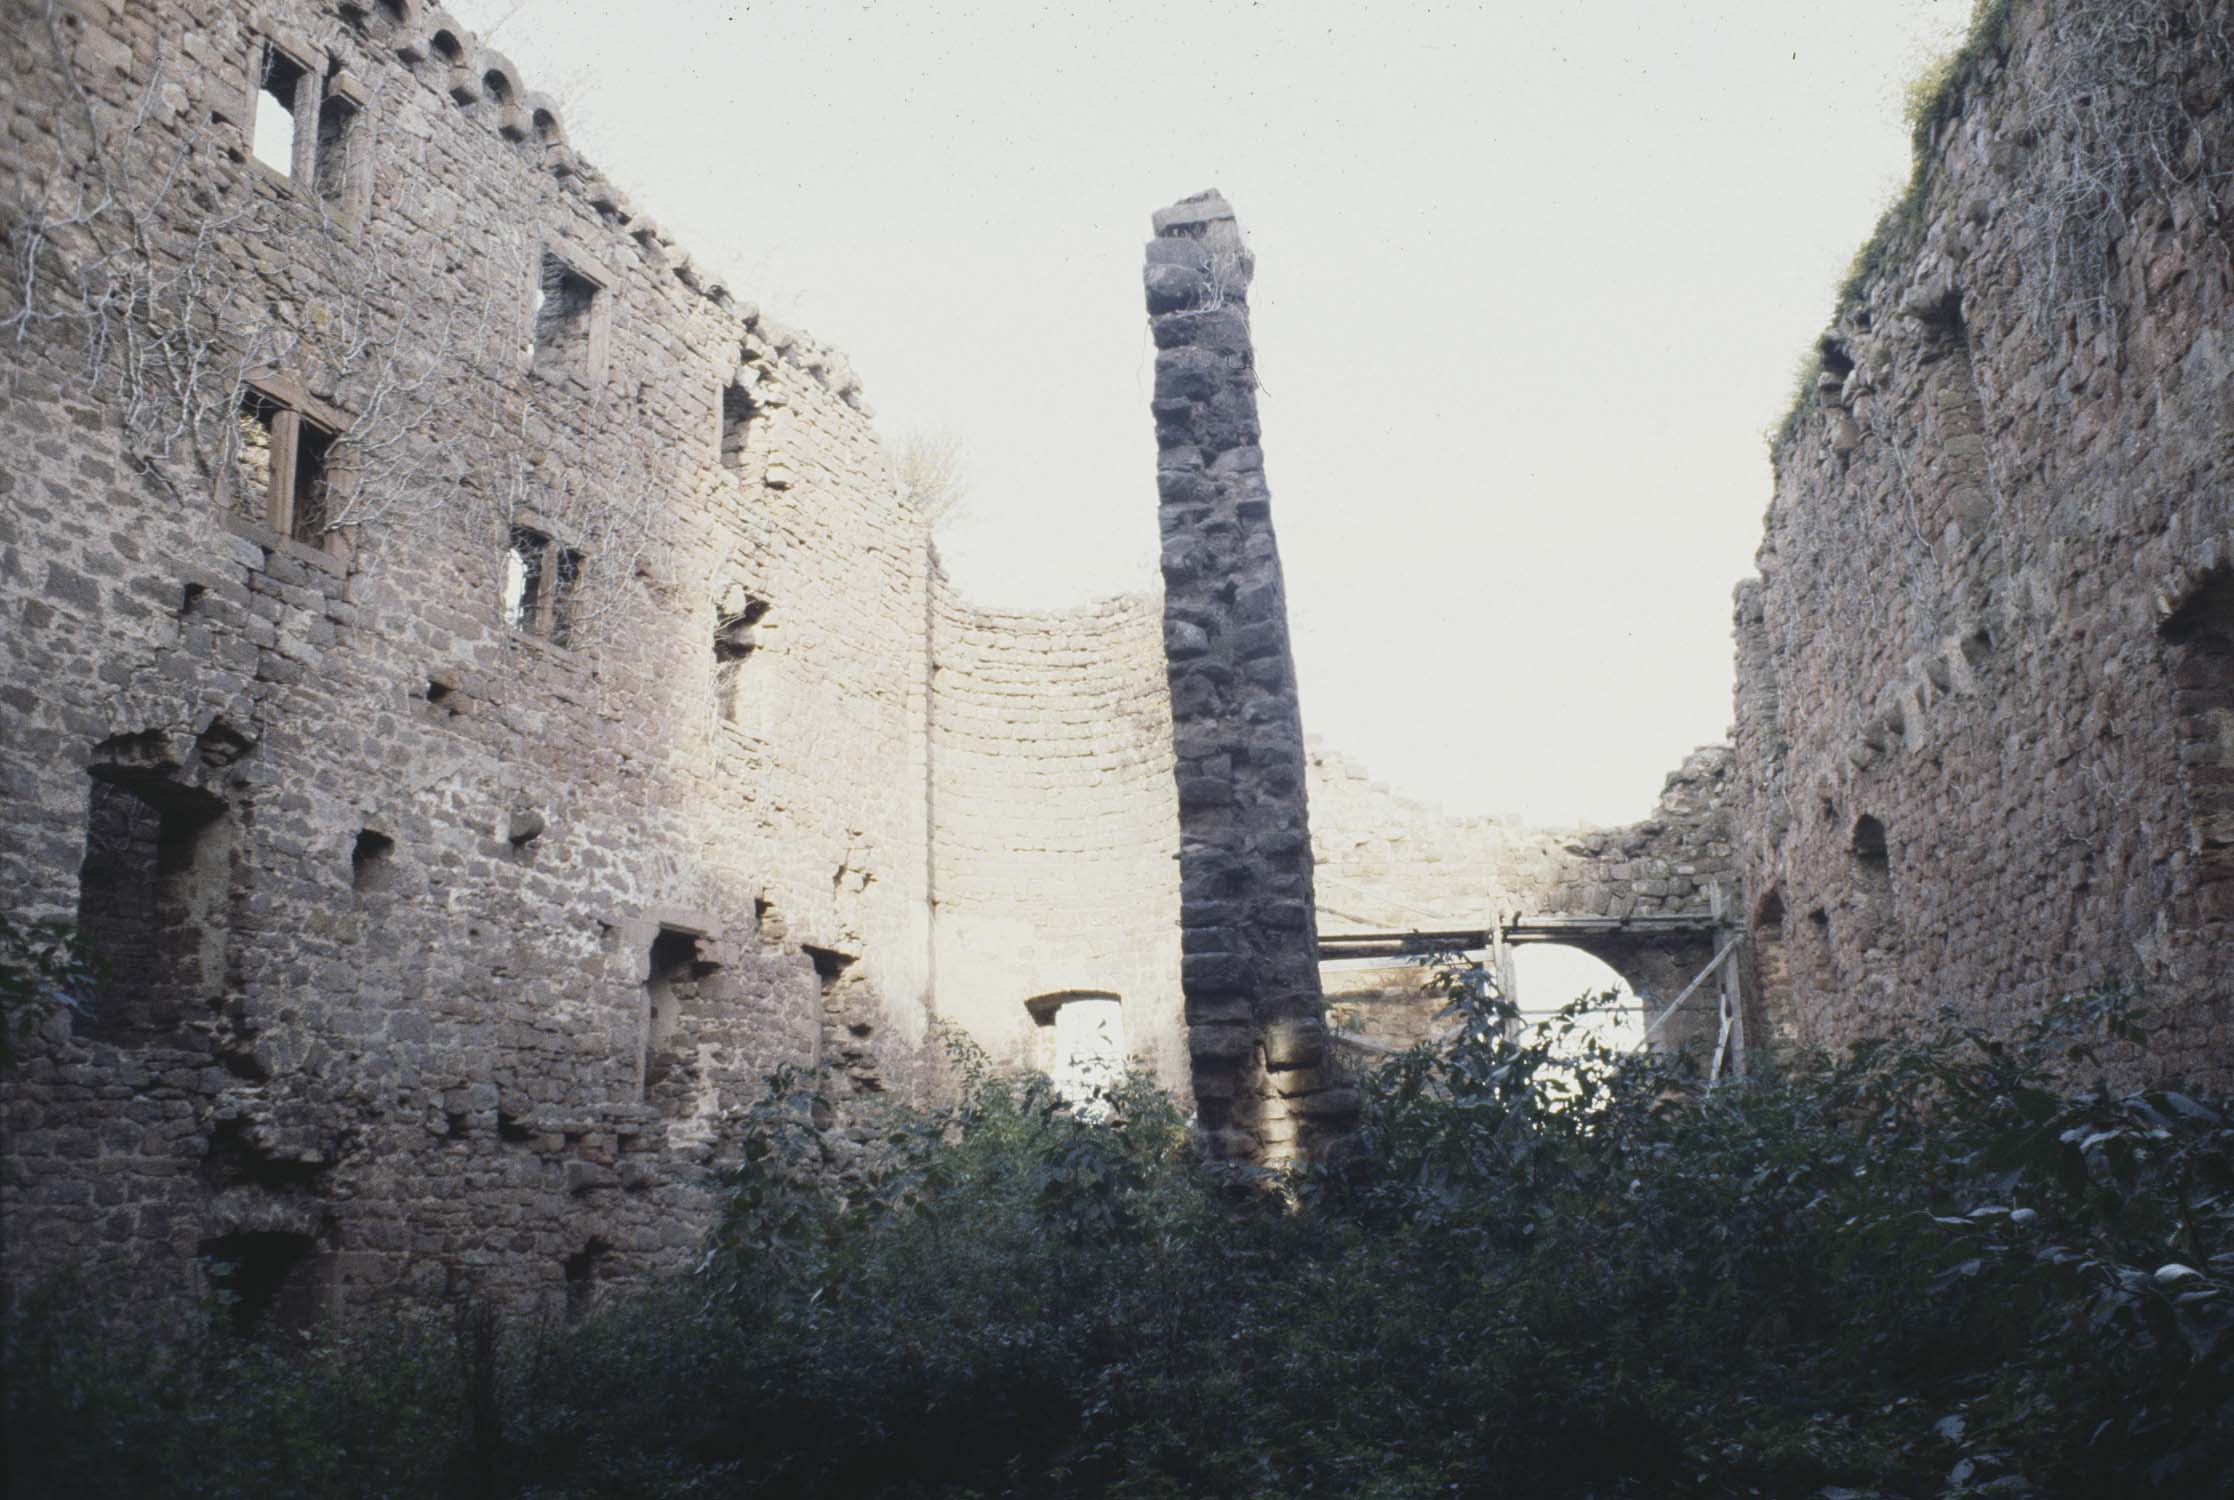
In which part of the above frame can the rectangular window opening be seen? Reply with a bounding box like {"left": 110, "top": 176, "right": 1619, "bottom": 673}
{"left": 314, "top": 88, "right": 359, "bottom": 215}
{"left": 713, "top": 597, "right": 769, "bottom": 723}
{"left": 200, "top": 1230, "right": 325, "bottom": 1334}
{"left": 531, "top": 250, "right": 598, "bottom": 383}
{"left": 290, "top": 419, "right": 335, "bottom": 542}
{"left": 548, "top": 545, "right": 582, "bottom": 646}
{"left": 253, "top": 47, "right": 306, "bottom": 178}
{"left": 720, "top": 383, "right": 761, "bottom": 472}
{"left": 502, "top": 527, "right": 583, "bottom": 642}
{"left": 2162, "top": 570, "right": 2234, "bottom": 888}
{"left": 504, "top": 526, "right": 547, "bottom": 631}
{"left": 351, "top": 828, "right": 395, "bottom": 894}
{"left": 643, "top": 929, "right": 720, "bottom": 1114}
{"left": 236, "top": 392, "right": 281, "bottom": 523}
{"left": 77, "top": 776, "right": 232, "bottom": 1043}
{"left": 237, "top": 385, "right": 344, "bottom": 543}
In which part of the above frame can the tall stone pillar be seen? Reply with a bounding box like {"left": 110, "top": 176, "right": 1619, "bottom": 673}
{"left": 1142, "top": 191, "right": 1357, "bottom": 1164}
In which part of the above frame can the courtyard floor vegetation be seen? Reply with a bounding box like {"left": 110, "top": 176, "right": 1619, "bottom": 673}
{"left": 6, "top": 967, "right": 2233, "bottom": 1499}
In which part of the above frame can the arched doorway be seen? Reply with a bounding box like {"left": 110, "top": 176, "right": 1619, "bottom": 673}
{"left": 1509, "top": 944, "right": 1640, "bottom": 1054}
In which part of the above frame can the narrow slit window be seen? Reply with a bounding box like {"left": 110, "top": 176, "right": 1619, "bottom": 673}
{"left": 236, "top": 392, "right": 281, "bottom": 523}
{"left": 314, "top": 88, "right": 359, "bottom": 217}
{"left": 720, "top": 383, "right": 761, "bottom": 472}
{"left": 253, "top": 46, "right": 307, "bottom": 178}
{"left": 290, "top": 419, "right": 335, "bottom": 542}
{"left": 504, "top": 526, "right": 547, "bottom": 631}
{"left": 2160, "top": 570, "right": 2234, "bottom": 885}
{"left": 531, "top": 250, "right": 599, "bottom": 383}
{"left": 549, "top": 545, "right": 582, "bottom": 646}
{"left": 713, "top": 596, "right": 769, "bottom": 723}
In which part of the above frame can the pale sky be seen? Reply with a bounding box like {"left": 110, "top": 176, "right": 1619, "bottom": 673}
{"left": 450, "top": 0, "right": 1973, "bottom": 826}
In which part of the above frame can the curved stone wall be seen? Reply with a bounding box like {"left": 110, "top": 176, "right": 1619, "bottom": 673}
{"left": 926, "top": 569, "right": 1186, "bottom": 1097}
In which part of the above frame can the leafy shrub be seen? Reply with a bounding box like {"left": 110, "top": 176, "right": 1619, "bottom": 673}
{"left": 7, "top": 976, "right": 2231, "bottom": 1498}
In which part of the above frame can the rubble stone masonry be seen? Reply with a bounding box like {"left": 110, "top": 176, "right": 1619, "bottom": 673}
{"left": 1737, "top": 0, "right": 2234, "bottom": 1079}
{"left": 1143, "top": 192, "right": 1356, "bottom": 1162}
{"left": 15, "top": 0, "right": 2228, "bottom": 1323}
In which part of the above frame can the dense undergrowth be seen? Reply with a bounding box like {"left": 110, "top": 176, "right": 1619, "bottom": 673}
{"left": 6, "top": 969, "right": 2233, "bottom": 1499}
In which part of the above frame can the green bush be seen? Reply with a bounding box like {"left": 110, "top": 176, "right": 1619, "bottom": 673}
{"left": 8, "top": 974, "right": 2231, "bottom": 1498}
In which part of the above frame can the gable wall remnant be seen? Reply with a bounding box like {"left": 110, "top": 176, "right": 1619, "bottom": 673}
{"left": 1735, "top": 0, "right": 2234, "bottom": 1077}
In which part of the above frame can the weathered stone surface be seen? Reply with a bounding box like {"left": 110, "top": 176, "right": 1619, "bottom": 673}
{"left": 0, "top": 0, "right": 937, "bottom": 1320}
{"left": 1730, "top": 0, "right": 2234, "bottom": 1083}
{"left": 1144, "top": 191, "right": 1342, "bottom": 1165}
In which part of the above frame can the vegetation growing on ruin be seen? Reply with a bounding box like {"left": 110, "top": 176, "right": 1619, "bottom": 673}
{"left": 1773, "top": 0, "right": 2234, "bottom": 456}
{"left": 1770, "top": 0, "right": 2016, "bottom": 456}
{"left": 0, "top": 914, "right": 94, "bottom": 1068}
{"left": 8, "top": 972, "right": 2233, "bottom": 1498}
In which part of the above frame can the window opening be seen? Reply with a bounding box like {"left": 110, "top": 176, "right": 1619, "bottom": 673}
{"left": 252, "top": 45, "right": 307, "bottom": 178}
{"left": 808, "top": 946, "right": 881, "bottom": 1095}
{"left": 720, "top": 383, "right": 761, "bottom": 472}
{"left": 1028, "top": 991, "right": 1126, "bottom": 1106}
{"left": 713, "top": 597, "right": 769, "bottom": 723}
{"left": 1852, "top": 815, "right": 1890, "bottom": 876}
{"left": 235, "top": 392, "right": 280, "bottom": 521}
{"left": 351, "top": 828, "right": 394, "bottom": 893}
{"left": 1849, "top": 814, "right": 1894, "bottom": 955}
{"left": 531, "top": 250, "right": 598, "bottom": 383}
{"left": 502, "top": 527, "right": 543, "bottom": 630}
{"left": 290, "top": 418, "right": 335, "bottom": 540}
{"left": 564, "top": 1238, "right": 610, "bottom": 1320}
{"left": 200, "top": 1230, "right": 324, "bottom": 1333}
{"left": 2161, "top": 570, "right": 2234, "bottom": 888}
{"left": 548, "top": 544, "right": 582, "bottom": 647}
{"left": 77, "top": 776, "right": 232, "bottom": 1043}
{"left": 1750, "top": 889, "right": 1791, "bottom": 1045}
{"left": 643, "top": 928, "right": 719, "bottom": 1115}
{"left": 502, "top": 526, "right": 580, "bottom": 642}
{"left": 235, "top": 384, "right": 339, "bottom": 543}
{"left": 314, "top": 87, "right": 359, "bottom": 217}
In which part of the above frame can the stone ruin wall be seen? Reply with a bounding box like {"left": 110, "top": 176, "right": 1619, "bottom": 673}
{"left": 1309, "top": 744, "right": 1741, "bottom": 1056}
{"left": 0, "top": 0, "right": 936, "bottom": 1315}
{"left": 925, "top": 570, "right": 1188, "bottom": 1098}
{"left": 28, "top": 0, "right": 2233, "bottom": 1323}
{"left": 1144, "top": 192, "right": 1354, "bottom": 1162}
{"left": 1736, "top": 0, "right": 2234, "bottom": 1080}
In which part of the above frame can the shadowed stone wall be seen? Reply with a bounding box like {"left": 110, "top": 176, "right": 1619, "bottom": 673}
{"left": 1736, "top": 0, "right": 2234, "bottom": 1080}
{"left": 1144, "top": 191, "right": 1355, "bottom": 1162}
{"left": 0, "top": 0, "right": 936, "bottom": 1317}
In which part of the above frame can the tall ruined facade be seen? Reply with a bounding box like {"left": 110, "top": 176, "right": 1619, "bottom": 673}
{"left": 1735, "top": 0, "right": 2234, "bottom": 1078}
{"left": 10, "top": 0, "right": 2231, "bottom": 1324}
{"left": 0, "top": 0, "right": 1196, "bottom": 1316}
